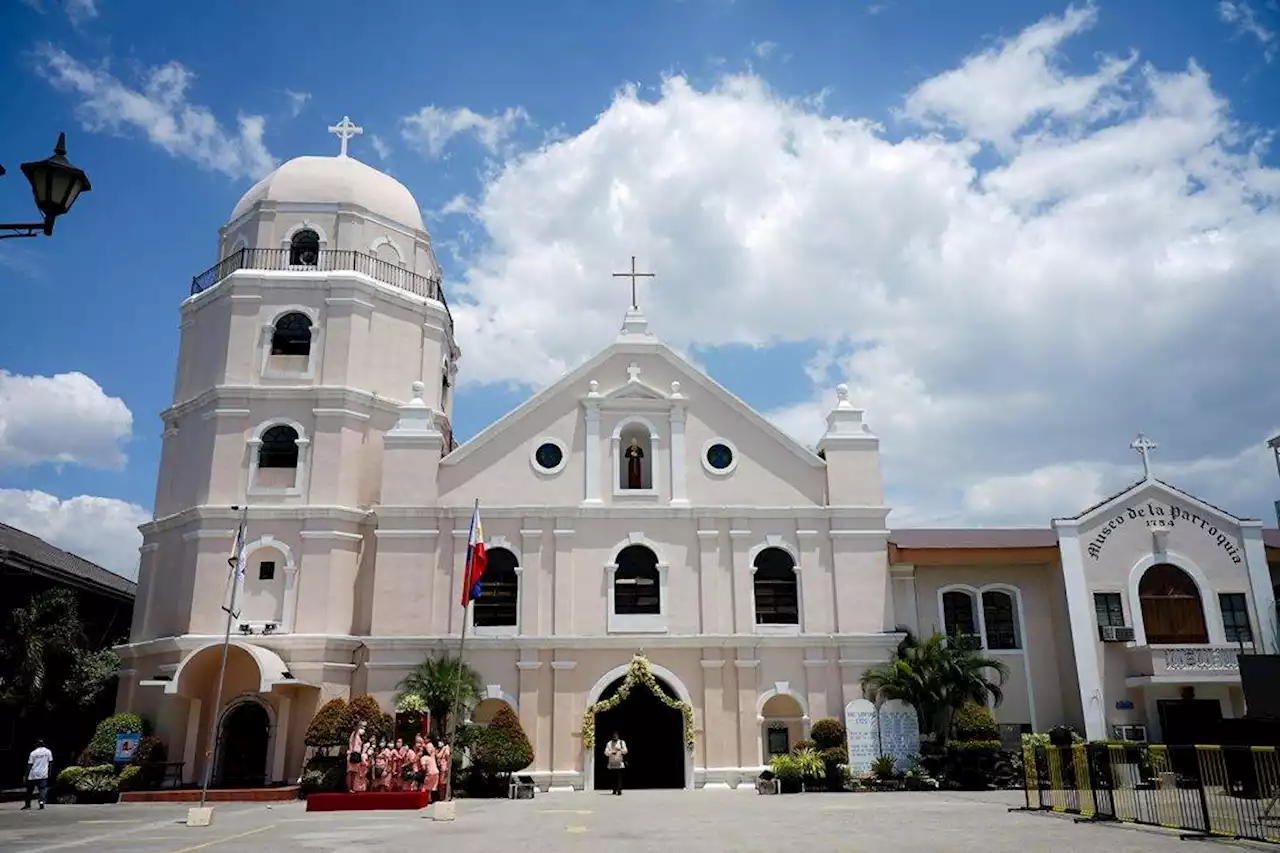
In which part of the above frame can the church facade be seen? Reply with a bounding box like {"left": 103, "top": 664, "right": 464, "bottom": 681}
{"left": 115, "top": 121, "right": 1280, "bottom": 792}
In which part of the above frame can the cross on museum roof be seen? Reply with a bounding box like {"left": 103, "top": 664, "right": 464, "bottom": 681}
{"left": 328, "top": 116, "right": 363, "bottom": 158}
{"left": 1131, "top": 432, "right": 1157, "bottom": 480}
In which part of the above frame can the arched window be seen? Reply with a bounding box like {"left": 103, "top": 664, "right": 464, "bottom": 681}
{"left": 473, "top": 547, "right": 519, "bottom": 628}
{"left": 982, "top": 590, "right": 1021, "bottom": 650}
{"left": 1139, "top": 563, "right": 1208, "bottom": 644}
{"left": 270, "top": 312, "right": 312, "bottom": 357}
{"left": 753, "top": 547, "right": 799, "bottom": 625}
{"left": 289, "top": 229, "right": 320, "bottom": 266}
{"left": 258, "top": 425, "right": 299, "bottom": 469}
{"left": 942, "top": 590, "right": 977, "bottom": 639}
{"left": 614, "top": 545, "right": 660, "bottom": 615}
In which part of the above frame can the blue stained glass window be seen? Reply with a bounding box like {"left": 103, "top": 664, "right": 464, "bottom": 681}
{"left": 706, "top": 443, "right": 734, "bottom": 470}
{"left": 535, "top": 442, "right": 563, "bottom": 470}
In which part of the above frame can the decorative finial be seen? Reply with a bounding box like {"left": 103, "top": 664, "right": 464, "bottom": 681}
{"left": 1131, "top": 432, "right": 1157, "bottom": 480}
{"left": 670, "top": 380, "right": 681, "bottom": 397}
{"left": 588, "top": 379, "right": 599, "bottom": 395}
{"left": 328, "top": 116, "right": 363, "bottom": 158}
{"left": 411, "top": 380, "right": 425, "bottom": 401}
{"left": 836, "top": 383, "right": 849, "bottom": 402}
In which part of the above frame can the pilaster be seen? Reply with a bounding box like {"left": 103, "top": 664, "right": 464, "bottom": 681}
{"left": 517, "top": 656, "right": 546, "bottom": 773}
{"left": 669, "top": 402, "right": 689, "bottom": 505}
{"left": 729, "top": 525, "right": 753, "bottom": 634}
{"left": 271, "top": 694, "right": 292, "bottom": 783}
{"left": 1053, "top": 521, "right": 1107, "bottom": 741}
{"left": 696, "top": 526, "right": 722, "bottom": 634}
{"left": 803, "top": 656, "right": 831, "bottom": 722}
{"left": 700, "top": 655, "right": 729, "bottom": 785}
{"left": 796, "top": 527, "right": 827, "bottom": 632}
{"left": 553, "top": 524, "right": 575, "bottom": 635}
{"left": 550, "top": 659, "right": 578, "bottom": 791}
{"left": 734, "top": 657, "right": 760, "bottom": 770}
{"left": 583, "top": 402, "right": 602, "bottom": 504}
{"left": 520, "top": 523, "right": 544, "bottom": 636}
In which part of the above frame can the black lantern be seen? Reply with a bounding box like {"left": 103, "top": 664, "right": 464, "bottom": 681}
{"left": 19, "top": 133, "right": 92, "bottom": 235}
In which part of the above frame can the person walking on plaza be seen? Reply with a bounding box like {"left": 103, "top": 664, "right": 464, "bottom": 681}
{"left": 23, "top": 739, "right": 53, "bottom": 810}
{"left": 605, "top": 731, "right": 627, "bottom": 796}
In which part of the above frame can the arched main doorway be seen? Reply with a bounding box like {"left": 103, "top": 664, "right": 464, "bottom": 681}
{"left": 218, "top": 701, "right": 270, "bottom": 787}
{"left": 592, "top": 676, "right": 684, "bottom": 790}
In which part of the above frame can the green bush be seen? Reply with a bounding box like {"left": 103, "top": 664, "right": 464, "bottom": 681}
{"left": 790, "top": 739, "right": 816, "bottom": 755}
{"left": 473, "top": 706, "right": 533, "bottom": 776}
{"left": 56, "top": 766, "right": 87, "bottom": 793}
{"left": 942, "top": 740, "right": 1005, "bottom": 789}
{"left": 117, "top": 765, "right": 141, "bottom": 791}
{"left": 870, "top": 754, "right": 898, "bottom": 780}
{"left": 86, "top": 713, "right": 151, "bottom": 764}
{"left": 819, "top": 746, "right": 847, "bottom": 765}
{"left": 74, "top": 768, "right": 119, "bottom": 793}
{"left": 129, "top": 735, "right": 167, "bottom": 765}
{"left": 305, "top": 698, "right": 352, "bottom": 750}
{"left": 84, "top": 763, "right": 117, "bottom": 775}
{"left": 810, "top": 718, "right": 846, "bottom": 750}
{"left": 768, "top": 754, "right": 804, "bottom": 793}
{"left": 299, "top": 755, "right": 345, "bottom": 794}
{"left": 951, "top": 703, "right": 999, "bottom": 741}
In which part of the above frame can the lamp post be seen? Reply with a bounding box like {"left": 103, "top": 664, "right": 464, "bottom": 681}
{"left": 0, "top": 132, "right": 92, "bottom": 240}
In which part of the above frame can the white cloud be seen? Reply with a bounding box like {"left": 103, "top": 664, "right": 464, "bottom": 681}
{"left": 0, "top": 489, "right": 148, "bottom": 580}
{"left": 1219, "top": 1, "right": 1277, "bottom": 63}
{"left": 443, "top": 5, "right": 1280, "bottom": 525}
{"left": 902, "top": 4, "right": 1136, "bottom": 151}
{"left": 284, "top": 89, "right": 311, "bottom": 117}
{"left": 35, "top": 46, "right": 278, "bottom": 181}
{"left": 0, "top": 370, "right": 133, "bottom": 470}
{"left": 65, "top": 0, "right": 98, "bottom": 25}
{"left": 752, "top": 41, "right": 778, "bottom": 59}
{"left": 401, "top": 105, "right": 530, "bottom": 159}
{"left": 370, "top": 133, "right": 391, "bottom": 160}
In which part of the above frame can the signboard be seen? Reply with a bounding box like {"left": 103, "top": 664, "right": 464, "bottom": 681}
{"left": 114, "top": 733, "right": 141, "bottom": 763}
{"left": 844, "top": 698, "right": 878, "bottom": 776}
{"left": 878, "top": 699, "right": 921, "bottom": 773}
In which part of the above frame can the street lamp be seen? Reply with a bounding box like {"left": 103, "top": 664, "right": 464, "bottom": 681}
{"left": 1, "top": 132, "right": 92, "bottom": 240}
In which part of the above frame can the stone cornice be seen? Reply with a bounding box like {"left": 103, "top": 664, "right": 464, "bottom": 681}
{"left": 369, "top": 504, "right": 889, "bottom": 524}
{"left": 140, "top": 504, "right": 371, "bottom": 537}
{"left": 162, "top": 383, "right": 404, "bottom": 424}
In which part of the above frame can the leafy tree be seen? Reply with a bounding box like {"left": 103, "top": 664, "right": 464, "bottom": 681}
{"left": 859, "top": 631, "right": 1009, "bottom": 743}
{"left": 395, "top": 655, "right": 482, "bottom": 739}
{"left": 0, "top": 589, "right": 121, "bottom": 716}
{"left": 305, "top": 698, "right": 351, "bottom": 750}
{"left": 86, "top": 712, "right": 151, "bottom": 764}
{"left": 347, "top": 694, "right": 394, "bottom": 743}
{"left": 473, "top": 706, "right": 533, "bottom": 777}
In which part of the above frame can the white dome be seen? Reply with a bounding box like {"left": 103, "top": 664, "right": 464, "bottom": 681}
{"left": 231, "top": 155, "right": 425, "bottom": 231}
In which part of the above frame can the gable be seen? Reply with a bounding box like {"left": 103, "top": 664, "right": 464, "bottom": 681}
{"left": 1061, "top": 478, "right": 1250, "bottom": 530}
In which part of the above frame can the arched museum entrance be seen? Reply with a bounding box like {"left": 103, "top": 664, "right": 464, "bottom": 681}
{"left": 592, "top": 675, "right": 684, "bottom": 791}
{"left": 217, "top": 699, "right": 271, "bottom": 787}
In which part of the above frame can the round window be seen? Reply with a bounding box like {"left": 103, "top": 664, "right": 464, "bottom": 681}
{"left": 534, "top": 442, "right": 564, "bottom": 471}
{"left": 705, "top": 442, "right": 734, "bottom": 471}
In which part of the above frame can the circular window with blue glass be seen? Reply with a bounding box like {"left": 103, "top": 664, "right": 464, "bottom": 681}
{"left": 702, "top": 439, "right": 737, "bottom": 475}
{"left": 531, "top": 438, "right": 567, "bottom": 475}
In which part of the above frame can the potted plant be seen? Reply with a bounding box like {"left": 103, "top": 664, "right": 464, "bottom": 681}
{"left": 768, "top": 754, "right": 804, "bottom": 793}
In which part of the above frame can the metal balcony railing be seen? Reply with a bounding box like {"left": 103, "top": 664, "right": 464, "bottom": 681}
{"left": 191, "top": 248, "right": 450, "bottom": 322}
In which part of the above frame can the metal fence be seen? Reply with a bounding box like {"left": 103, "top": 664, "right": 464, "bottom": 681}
{"left": 1020, "top": 742, "right": 1280, "bottom": 843}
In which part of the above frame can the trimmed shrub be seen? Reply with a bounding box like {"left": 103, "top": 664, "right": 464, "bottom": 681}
{"left": 347, "top": 695, "right": 394, "bottom": 744}
{"left": 117, "top": 765, "right": 142, "bottom": 791}
{"left": 943, "top": 739, "right": 1005, "bottom": 789}
{"left": 305, "top": 698, "right": 352, "bottom": 750}
{"left": 56, "top": 766, "right": 87, "bottom": 793}
{"left": 472, "top": 706, "right": 533, "bottom": 777}
{"left": 74, "top": 771, "right": 119, "bottom": 793}
{"left": 810, "top": 718, "right": 846, "bottom": 750}
{"left": 951, "top": 703, "right": 999, "bottom": 741}
{"left": 300, "top": 755, "right": 345, "bottom": 794}
{"left": 790, "top": 739, "right": 816, "bottom": 755}
{"left": 129, "top": 735, "right": 167, "bottom": 765}
{"left": 86, "top": 713, "right": 151, "bottom": 764}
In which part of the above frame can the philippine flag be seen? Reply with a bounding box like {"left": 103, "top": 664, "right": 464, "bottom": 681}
{"left": 461, "top": 502, "right": 488, "bottom": 606}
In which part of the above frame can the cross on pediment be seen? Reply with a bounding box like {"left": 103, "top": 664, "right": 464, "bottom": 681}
{"left": 626, "top": 362, "right": 642, "bottom": 383}
{"left": 328, "top": 116, "right": 363, "bottom": 157}
{"left": 613, "top": 256, "right": 655, "bottom": 310}
{"left": 1131, "top": 433, "right": 1157, "bottom": 479}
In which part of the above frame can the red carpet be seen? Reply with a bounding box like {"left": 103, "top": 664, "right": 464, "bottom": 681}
{"left": 306, "top": 791, "right": 431, "bottom": 812}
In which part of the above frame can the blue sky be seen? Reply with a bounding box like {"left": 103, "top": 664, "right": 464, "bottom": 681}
{"left": 1, "top": 0, "right": 1278, "bottom": 578}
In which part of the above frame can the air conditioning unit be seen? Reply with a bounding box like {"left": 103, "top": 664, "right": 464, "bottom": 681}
{"left": 1111, "top": 724, "right": 1148, "bottom": 743}
{"left": 1099, "top": 625, "right": 1135, "bottom": 642}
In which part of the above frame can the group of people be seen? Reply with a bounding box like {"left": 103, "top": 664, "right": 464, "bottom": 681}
{"left": 346, "top": 722, "right": 451, "bottom": 799}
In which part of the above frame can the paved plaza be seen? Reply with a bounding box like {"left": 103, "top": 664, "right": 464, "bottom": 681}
{"left": 0, "top": 789, "right": 1241, "bottom": 853}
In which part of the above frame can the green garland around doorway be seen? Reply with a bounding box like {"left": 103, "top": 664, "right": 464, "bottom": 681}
{"left": 581, "top": 654, "right": 695, "bottom": 753}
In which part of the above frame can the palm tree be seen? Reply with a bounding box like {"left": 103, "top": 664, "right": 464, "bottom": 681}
{"left": 395, "top": 655, "right": 483, "bottom": 739}
{"left": 859, "top": 631, "right": 1009, "bottom": 743}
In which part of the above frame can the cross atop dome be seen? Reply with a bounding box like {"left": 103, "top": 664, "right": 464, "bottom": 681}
{"left": 328, "top": 116, "right": 363, "bottom": 158}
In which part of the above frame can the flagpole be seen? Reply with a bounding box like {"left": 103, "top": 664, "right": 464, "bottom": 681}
{"left": 198, "top": 504, "right": 248, "bottom": 810}
{"left": 444, "top": 499, "right": 479, "bottom": 803}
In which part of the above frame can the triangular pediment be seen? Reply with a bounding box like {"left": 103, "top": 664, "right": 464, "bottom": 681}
{"left": 1055, "top": 477, "right": 1252, "bottom": 529}
{"left": 602, "top": 380, "right": 668, "bottom": 401}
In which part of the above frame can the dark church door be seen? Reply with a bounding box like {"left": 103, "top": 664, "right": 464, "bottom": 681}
{"left": 218, "top": 702, "right": 271, "bottom": 787}
{"left": 593, "top": 677, "right": 684, "bottom": 790}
